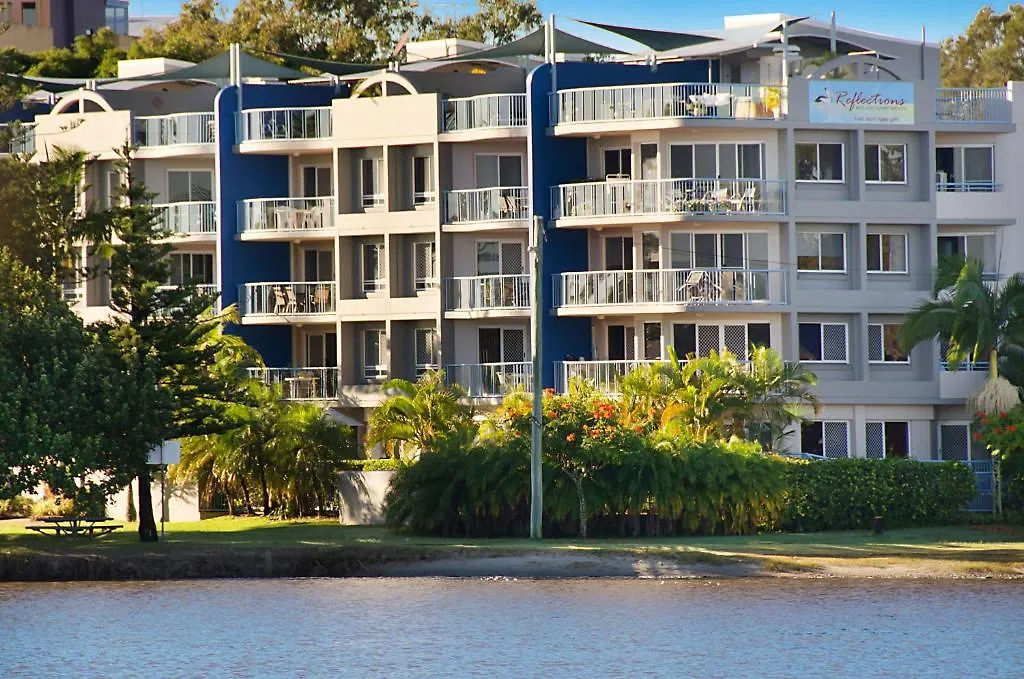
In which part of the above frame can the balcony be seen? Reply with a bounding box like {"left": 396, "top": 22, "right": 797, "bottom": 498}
{"left": 444, "top": 186, "right": 529, "bottom": 227}
{"left": 556, "top": 359, "right": 659, "bottom": 394}
{"left": 1, "top": 123, "right": 35, "bottom": 155}
{"left": 134, "top": 113, "right": 215, "bottom": 148}
{"left": 936, "top": 88, "right": 1012, "bottom": 124}
{"left": 553, "top": 268, "right": 788, "bottom": 312}
{"left": 236, "top": 107, "right": 332, "bottom": 150}
{"left": 445, "top": 362, "right": 531, "bottom": 399}
{"left": 444, "top": 274, "right": 530, "bottom": 316}
{"left": 442, "top": 94, "right": 527, "bottom": 137}
{"left": 936, "top": 180, "right": 1009, "bottom": 220}
{"left": 156, "top": 201, "right": 216, "bottom": 236}
{"left": 239, "top": 282, "right": 337, "bottom": 323}
{"left": 552, "top": 178, "right": 785, "bottom": 224}
{"left": 551, "top": 83, "right": 786, "bottom": 131}
{"left": 238, "top": 197, "right": 334, "bottom": 238}
{"left": 248, "top": 367, "right": 340, "bottom": 401}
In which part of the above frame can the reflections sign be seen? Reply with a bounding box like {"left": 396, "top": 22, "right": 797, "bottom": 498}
{"left": 809, "top": 81, "right": 915, "bottom": 125}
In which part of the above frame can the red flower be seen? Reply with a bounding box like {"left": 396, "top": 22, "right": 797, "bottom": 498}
{"left": 634, "top": 425, "right": 644, "bottom": 433}
{"left": 976, "top": 411, "right": 986, "bottom": 419}
{"left": 1000, "top": 412, "right": 1008, "bottom": 419}
{"left": 972, "top": 432, "right": 983, "bottom": 441}
{"left": 566, "top": 433, "right": 576, "bottom": 442}
{"left": 993, "top": 427, "right": 1003, "bottom": 435}
{"left": 1009, "top": 425, "right": 1018, "bottom": 433}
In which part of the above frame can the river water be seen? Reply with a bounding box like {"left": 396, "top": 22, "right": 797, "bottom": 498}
{"left": 1, "top": 578, "right": 1022, "bottom": 678}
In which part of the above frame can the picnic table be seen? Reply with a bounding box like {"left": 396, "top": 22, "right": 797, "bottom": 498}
{"left": 26, "top": 516, "right": 123, "bottom": 538}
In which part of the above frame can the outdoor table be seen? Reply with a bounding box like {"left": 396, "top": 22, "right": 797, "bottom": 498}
{"left": 26, "top": 516, "right": 123, "bottom": 538}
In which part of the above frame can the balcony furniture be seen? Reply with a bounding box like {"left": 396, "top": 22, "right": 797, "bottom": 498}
{"left": 679, "top": 270, "right": 708, "bottom": 302}
{"left": 734, "top": 96, "right": 756, "bottom": 119}
{"left": 284, "top": 287, "right": 299, "bottom": 313}
{"left": 729, "top": 186, "right": 758, "bottom": 213}
{"left": 313, "top": 284, "right": 332, "bottom": 312}
{"left": 272, "top": 286, "right": 288, "bottom": 314}
{"left": 285, "top": 373, "right": 318, "bottom": 400}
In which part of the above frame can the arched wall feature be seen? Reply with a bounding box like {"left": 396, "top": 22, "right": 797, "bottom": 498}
{"left": 351, "top": 72, "right": 418, "bottom": 98}
{"left": 51, "top": 90, "right": 116, "bottom": 114}
{"left": 806, "top": 55, "right": 902, "bottom": 81}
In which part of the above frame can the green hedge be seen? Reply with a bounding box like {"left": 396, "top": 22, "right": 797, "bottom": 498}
{"left": 339, "top": 459, "right": 402, "bottom": 472}
{"left": 782, "top": 459, "right": 976, "bottom": 531}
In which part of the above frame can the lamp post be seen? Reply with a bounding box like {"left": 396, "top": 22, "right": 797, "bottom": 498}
{"left": 529, "top": 215, "right": 544, "bottom": 539}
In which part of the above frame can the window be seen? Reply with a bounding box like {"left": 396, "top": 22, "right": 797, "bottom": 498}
{"left": 935, "top": 146, "right": 994, "bottom": 191}
{"left": 641, "top": 233, "right": 659, "bottom": 270}
{"left": 795, "top": 142, "right": 844, "bottom": 182}
{"left": 937, "top": 234, "right": 996, "bottom": 273}
{"left": 603, "top": 148, "right": 632, "bottom": 177}
{"left": 797, "top": 232, "right": 845, "bottom": 272}
{"left": 866, "top": 233, "right": 908, "bottom": 273}
{"left": 603, "top": 236, "right": 634, "bottom": 270}
{"left": 866, "top": 421, "right": 910, "bottom": 459}
{"left": 61, "top": 251, "right": 84, "bottom": 303}
{"left": 798, "top": 322, "right": 848, "bottom": 362}
{"left": 303, "top": 248, "right": 333, "bottom": 282}
{"left": 168, "top": 253, "right": 214, "bottom": 286}
{"left": 360, "top": 157, "right": 383, "bottom": 208}
{"left": 864, "top": 143, "right": 906, "bottom": 183}
{"left": 22, "top": 2, "right": 37, "bottom": 26}
{"left": 306, "top": 332, "right": 338, "bottom": 367}
{"left": 477, "top": 241, "right": 524, "bottom": 276}
{"left": 0, "top": 3, "right": 9, "bottom": 23}
{"left": 669, "top": 143, "right": 764, "bottom": 179}
{"left": 362, "top": 329, "right": 387, "bottom": 382}
{"left": 939, "top": 423, "right": 990, "bottom": 462}
{"left": 106, "top": 2, "right": 129, "bottom": 34}
{"left": 412, "top": 156, "right": 434, "bottom": 205}
{"left": 167, "top": 170, "right": 212, "bottom": 203}
{"left": 801, "top": 421, "right": 850, "bottom": 458}
{"left": 362, "top": 242, "right": 385, "bottom": 292}
{"left": 643, "top": 322, "right": 661, "bottom": 360}
{"left": 302, "top": 166, "right": 331, "bottom": 198}
{"left": 415, "top": 328, "right": 439, "bottom": 375}
{"left": 106, "top": 171, "right": 121, "bottom": 209}
{"left": 414, "top": 241, "right": 436, "bottom": 291}
{"left": 672, "top": 323, "right": 771, "bottom": 360}
{"left": 868, "top": 323, "right": 908, "bottom": 363}
{"left": 478, "top": 327, "right": 526, "bottom": 364}
{"left": 475, "top": 154, "right": 521, "bottom": 187}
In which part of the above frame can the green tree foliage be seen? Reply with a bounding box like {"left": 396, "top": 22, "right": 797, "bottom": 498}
{"left": 941, "top": 5, "right": 1024, "bottom": 87}
{"left": 418, "top": 0, "right": 541, "bottom": 45}
{"left": 0, "top": 247, "right": 161, "bottom": 507}
{"left": 365, "top": 370, "right": 476, "bottom": 459}
{"left": 20, "top": 28, "right": 127, "bottom": 78}
{"left": 128, "top": 0, "right": 229, "bottom": 63}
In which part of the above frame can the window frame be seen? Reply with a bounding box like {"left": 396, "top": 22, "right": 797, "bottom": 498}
{"left": 361, "top": 241, "right": 386, "bottom": 293}
{"left": 602, "top": 147, "right": 633, "bottom": 178}
{"left": 797, "top": 322, "right": 849, "bottom": 364}
{"left": 414, "top": 327, "right": 440, "bottom": 375}
{"left": 167, "top": 169, "right": 213, "bottom": 203}
{"left": 800, "top": 420, "right": 851, "bottom": 458}
{"left": 667, "top": 142, "right": 765, "bottom": 179}
{"left": 412, "top": 155, "right": 435, "bottom": 205}
{"left": 795, "top": 142, "right": 845, "bottom": 183}
{"left": 360, "top": 157, "right": 383, "bottom": 208}
{"left": 868, "top": 322, "right": 910, "bottom": 364}
{"left": 362, "top": 328, "right": 387, "bottom": 382}
{"left": 168, "top": 252, "right": 214, "bottom": 286}
{"left": 937, "top": 232, "right": 997, "bottom": 274}
{"left": 866, "top": 232, "right": 909, "bottom": 274}
{"left": 866, "top": 420, "right": 911, "bottom": 459}
{"left": 864, "top": 143, "right": 907, "bottom": 185}
{"left": 796, "top": 231, "right": 847, "bottom": 273}
{"left": 413, "top": 240, "right": 436, "bottom": 291}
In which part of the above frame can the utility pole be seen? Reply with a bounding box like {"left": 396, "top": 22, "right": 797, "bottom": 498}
{"left": 529, "top": 215, "right": 544, "bottom": 539}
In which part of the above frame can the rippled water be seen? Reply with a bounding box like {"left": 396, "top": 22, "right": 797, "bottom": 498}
{"left": 1, "top": 578, "right": 1023, "bottom": 678}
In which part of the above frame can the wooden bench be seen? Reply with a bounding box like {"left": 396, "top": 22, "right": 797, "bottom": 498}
{"left": 26, "top": 517, "right": 124, "bottom": 538}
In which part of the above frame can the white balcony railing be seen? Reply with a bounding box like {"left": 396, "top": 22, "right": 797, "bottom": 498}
{"left": 936, "top": 180, "right": 999, "bottom": 193}
{"left": 247, "top": 366, "right": 340, "bottom": 401}
{"left": 134, "top": 112, "right": 215, "bottom": 146}
{"left": 936, "top": 88, "right": 1012, "bottom": 123}
{"left": 444, "top": 186, "right": 529, "bottom": 224}
{"left": 446, "top": 362, "right": 531, "bottom": 398}
{"left": 238, "top": 197, "right": 335, "bottom": 234}
{"left": 444, "top": 274, "right": 530, "bottom": 311}
{"left": 443, "top": 93, "right": 528, "bottom": 131}
{"left": 237, "top": 107, "right": 332, "bottom": 143}
{"left": 553, "top": 178, "right": 785, "bottom": 219}
{"left": 552, "top": 83, "right": 786, "bottom": 125}
{"left": 156, "top": 201, "right": 216, "bottom": 235}
{"left": 239, "top": 282, "right": 337, "bottom": 316}
{"left": 554, "top": 269, "right": 788, "bottom": 308}
{"left": 556, "top": 359, "right": 660, "bottom": 394}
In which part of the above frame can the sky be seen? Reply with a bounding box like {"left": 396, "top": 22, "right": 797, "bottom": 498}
{"left": 130, "top": 0, "right": 991, "bottom": 42}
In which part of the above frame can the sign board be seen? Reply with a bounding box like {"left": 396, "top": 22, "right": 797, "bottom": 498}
{"left": 808, "top": 81, "right": 915, "bottom": 125}
{"left": 147, "top": 440, "right": 181, "bottom": 466}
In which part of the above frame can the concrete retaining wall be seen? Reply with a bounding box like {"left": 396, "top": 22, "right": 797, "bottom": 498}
{"left": 338, "top": 471, "right": 394, "bottom": 525}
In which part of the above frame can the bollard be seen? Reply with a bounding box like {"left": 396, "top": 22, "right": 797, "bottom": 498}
{"left": 873, "top": 515, "right": 885, "bottom": 535}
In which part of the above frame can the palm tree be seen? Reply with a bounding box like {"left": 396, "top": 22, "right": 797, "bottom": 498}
{"left": 275, "top": 404, "right": 356, "bottom": 516}
{"left": 734, "top": 346, "right": 819, "bottom": 450}
{"left": 366, "top": 369, "right": 476, "bottom": 458}
{"left": 619, "top": 347, "right": 688, "bottom": 425}
{"left": 900, "top": 257, "right": 1024, "bottom": 414}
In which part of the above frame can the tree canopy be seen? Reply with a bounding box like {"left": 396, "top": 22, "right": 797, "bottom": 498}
{"left": 941, "top": 5, "right": 1024, "bottom": 87}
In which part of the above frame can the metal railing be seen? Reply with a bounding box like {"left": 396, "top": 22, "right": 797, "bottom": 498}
{"left": 554, "top": 268, "right": 787, "bottom": 307}
{"left": 444, "top": 186, "right": 529, "bottom": 223}
{"left": 237, "top": 107, "right": 332, "bottom": 142}
{"left": 936, "top": 88, "right": 1012, "bottom": 123}
{"left": 239, "top": 282, "right": 337, "bottom": 316}
{"left": 238, "top": 197, "right": 335, "bottom": 233}
{"left": 552, "top": 82, "right": 787, "bottom": 124}
{"left": 936, "top": 180, "right": 999, "bottom": 193}
{"left": 445, "top": 362, "right": 531, "bottom": 398}
{"left": 1, "top": 123, "right": 36, "bottom": 154}
{"left": 443, "top": 93, "right": 528, "bottom": 131}
{"left": 556, "top": 359, "right": 660, "bottom": 394}
{"left": 923, "top": 459, "right": 994, "bottom": 512}
{"left": 134, "top": 112, "right": 215, "bottom": 146}
{"left": 444, "top": 274, "right": 530, "bottom": 311}
{"left": 553, "top": 178, "right": 785, "bottom": 219}
{"left": 248, "top": 367, "right": 340, "bottom": 401}
{"left": 155, "top": 201, "right": 216, "bottom": 235}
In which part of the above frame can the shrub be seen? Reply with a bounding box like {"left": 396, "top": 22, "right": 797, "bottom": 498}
{"left": 782, "top": 459, "right": 976, "bottom": 531}
{"left": 339, "top": 459, "right": 402, "bottom": 472}
{"left": 29, "top": 496, "right": 78, "bottom": 519}
{"left": 0, "top": 496, "right": 34, "bottom": 519}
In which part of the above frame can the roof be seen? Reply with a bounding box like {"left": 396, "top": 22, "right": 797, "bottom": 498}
{"left": 447, "top": 26, "right": 625, "bottom": 61}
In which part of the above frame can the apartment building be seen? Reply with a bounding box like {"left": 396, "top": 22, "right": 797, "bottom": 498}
{"left": 2, "top": 15, "right": 1019, "bottom": 481}
{"left": 0, "top": 0, "right": 130, "bottom": 50}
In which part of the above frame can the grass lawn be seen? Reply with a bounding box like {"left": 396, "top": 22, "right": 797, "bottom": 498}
{"left": 2, "top": 517, "right": 1023, "bottom": 575}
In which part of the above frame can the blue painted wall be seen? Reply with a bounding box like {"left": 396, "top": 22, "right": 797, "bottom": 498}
{"left": 215, "top": 83, "right": 337, "bottom": 367}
